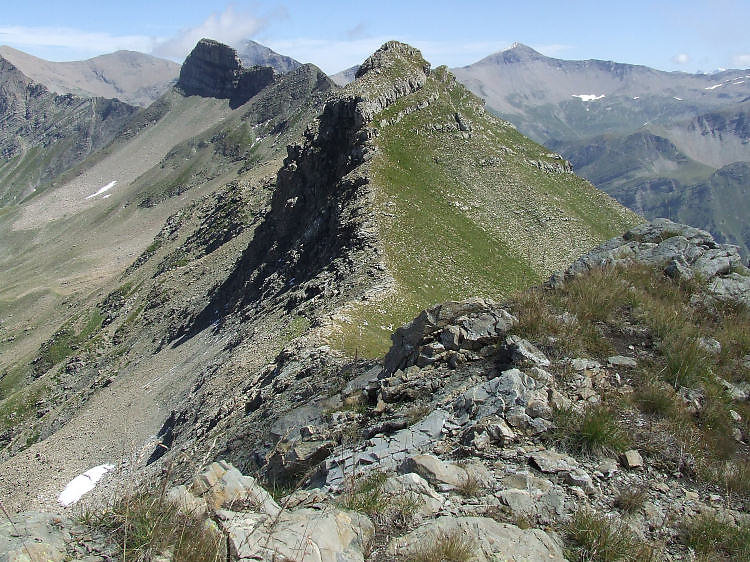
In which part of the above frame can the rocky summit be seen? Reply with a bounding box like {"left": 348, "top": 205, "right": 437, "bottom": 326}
{"left": 0, "top": 38, "right": 748, "bottom": 562}
{"left": 177, "top": 38, "right": 276, "bottom": 107}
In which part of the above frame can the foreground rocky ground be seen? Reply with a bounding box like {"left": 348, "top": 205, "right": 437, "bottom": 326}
{"left": 3, "top": 219, "right": 750, "bottom": 561}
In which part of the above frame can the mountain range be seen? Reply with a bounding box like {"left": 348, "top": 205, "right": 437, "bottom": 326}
{"left": 0, "top": 36, "right": 748, "bottom": 561}
{"left": 452, "top": 43, "right": 750, "bottom": 255}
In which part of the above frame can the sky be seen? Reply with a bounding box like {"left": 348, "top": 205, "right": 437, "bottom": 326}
{"left": 1, "top": 1, "right": 748, "bottom": 74}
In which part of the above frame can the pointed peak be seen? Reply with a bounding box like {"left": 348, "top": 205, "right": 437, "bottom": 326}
{"left": 355, "top": 41, "right": 430, "bottom": 80}
{"left": 477, "top": 42, "right": 546, "bottom": 66}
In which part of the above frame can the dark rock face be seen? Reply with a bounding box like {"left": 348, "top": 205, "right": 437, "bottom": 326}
{"left": 177, "top": 39, "right": 275, "bottom": 107}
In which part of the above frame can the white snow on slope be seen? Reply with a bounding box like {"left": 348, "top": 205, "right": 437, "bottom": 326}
{"left": 58, "top": 464, "right": 114, "bottom": 506}
{"left": 85, "top": 180, "right": 117, "bottom": 200}
{"left": 572, "top": 94, "right": 606, "bottom": 101}
{"left": 705, "top": 84, "right": 723, "bottom": 90}
{"left": 674, "top": 97, "right": 683, "bottom": 101}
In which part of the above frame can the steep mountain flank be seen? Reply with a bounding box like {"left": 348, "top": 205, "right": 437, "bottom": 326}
{"left": 0, "top": 46, "right": 180, "bottom": 107}
{"left": 0, "top": 56, "right": 137, "bottom": 205}
{"left": 0, "top": 40, "right": 335, "bottom": 483}
{"left": 655, "top": 101, "right": 750, "bottom": 169}
{"left": 552, "top": 133, "right": 750, "bottom": 255}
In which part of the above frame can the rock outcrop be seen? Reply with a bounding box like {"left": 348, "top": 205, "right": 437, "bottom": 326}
{"left": 555, "top": 218, "right": 750, "bottom": 306}
{"left": 177, "top": 38, "right": 276, "bottom": 107}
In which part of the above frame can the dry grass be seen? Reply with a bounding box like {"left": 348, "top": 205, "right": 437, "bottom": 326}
{"left": 338, "top": 471, "right": 422, "bottom": 530}
{"left": 512, "top": 263, "right": 750, "bottom": 496}
{"left": 632, "top": 382, "right": 679, "bottom": 418}
{"left": 682, "top": 513, "right": 750, "bottom": 561}
{"left": 84, "top": 491, "right": 223, "bottom": 562}
{"left": 552, "top": 404, "right": 630, "bottom": 457}
{"left": 455, "top": 473, "right": 483, "bottom": 498}
{"left": 614, "top": 486, "right": 647, "bottom": 514}
{"left": 402, "top": 527, "right": 477, "bottom": 562}
{"left": 564, "top": 508, "right": 661, "bottom": 562}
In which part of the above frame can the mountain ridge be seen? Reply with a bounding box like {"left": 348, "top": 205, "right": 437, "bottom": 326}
{"left": 0, "top": 45, "right": 180, "bottom": 107}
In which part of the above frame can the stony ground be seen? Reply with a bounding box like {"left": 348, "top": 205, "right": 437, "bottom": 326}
{"left": 4, "top": 219, "right": 749, "bottom": 561}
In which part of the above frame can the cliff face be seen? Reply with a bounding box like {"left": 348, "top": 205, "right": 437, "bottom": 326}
{"left": 177, "top": 39, "right": 276, "bottom": 108}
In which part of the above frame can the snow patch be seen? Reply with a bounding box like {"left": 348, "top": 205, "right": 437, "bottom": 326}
{"left": 85, "top": 180, "right": 117, "bottom": 200}
{"left": 572, "top": 94, "right": 606, "bottom": 102}
{"left": 673, "top": 97, "right": 683, "bottom": 101}
{"left": 58, "top": 464, "right": 114, "bottom": 506}
{"left": 705, "top": 84, "right": 723, "bottom": 90}
{"left": 633, "top": 96, "right": 640, "bottom": 100}
{"left": 733, "top": 80, "right": 745, "bottom": 85}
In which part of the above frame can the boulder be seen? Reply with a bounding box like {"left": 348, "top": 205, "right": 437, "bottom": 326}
{"left": 382, "top": 473, "right": 444, "bottom": 516}
{"left": 506, "top": 335, "right": 550, "bottom": 367}
{"left": 222, "top": 506, "right": 373, "bottom": 561}
{"left": 607, "top": 355, "right": 637, "bottom": 368}
{"left": 529, "top": 450, "right": 579, "bottom": 473}
{"left": 398, "top": 454, "right": 492, "bottom": 490}
{"left": 191, "top": 461, "right": 281, "bottom": 516}
{"left": 621, "top": 449, "right": 644, "bottom": 469}
{"left": 554, "top": 219, "right": 750, "bottom": 308}
{"left": 389, "top": 516, "right": 565, "bottom": 561}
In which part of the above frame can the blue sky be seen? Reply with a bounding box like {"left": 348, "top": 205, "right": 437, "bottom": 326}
{"left": 1, "top": 1, "right": 748, "bottom": 73}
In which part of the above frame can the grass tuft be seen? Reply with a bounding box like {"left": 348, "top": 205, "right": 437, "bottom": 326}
{"left": 402, "top": 527, "right": 477, "bottom": 562}
{"left": 614, "top": 486, "right": 647, "bottom": 514}
{"left": 85, "top": 491, "right": 223, "bottom": 561}
{"left": 552, "top": 404, "right": 630, "bottom": 457}
{"left": 682, "top": 513, "right": 750, "bottom": 561}
{"left": 565, "top": 508, "right": 660, "bottom": 561}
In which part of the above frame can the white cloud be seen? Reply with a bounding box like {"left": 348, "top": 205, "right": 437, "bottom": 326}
{"left": 672, "top": 53, "right": 690, "bottom": 64}
{"left": 0, "top": 5, "right": 265, "bottom": 62}
{"left": 733, "top": 53, "right": 750, "bottom": 67}
{"left": 152, "top": 5, "right": 265, "bottom": 59}
{"left": 0, "top": 25, "right": 157, "bottom": 56}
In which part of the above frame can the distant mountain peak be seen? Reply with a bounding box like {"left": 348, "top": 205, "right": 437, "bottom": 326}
{"left": 236, "top": 39, "right": 301, "bottom": 73}
{"left": 469, "top": 42, "right": 546, "bottom": 67}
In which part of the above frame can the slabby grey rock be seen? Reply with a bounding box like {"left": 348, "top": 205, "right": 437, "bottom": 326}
{"left": 506, "top": 335, "right": 550, "bottom": 367}
{"left": 398, "top": 454, "right": 493, "bottom": 490}
{"left": 0, "top": 512, "right": 71, "bottom": 562}
{"left": 389, "top": 516, "right": 565, "bottom": 561}
{"left": 222, "top": 506, "right": 373, "bottom": 561}
{"left": 621, "top": 449, "right": 644, "bottom": 469}
{"left": 608, "top": 355, "right": 637, "bottom": 368}
{"left": 324, "top": 409, "right": 450, "bottom": 487}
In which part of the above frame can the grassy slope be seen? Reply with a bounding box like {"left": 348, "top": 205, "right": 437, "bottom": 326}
{"left": 334, "top": 67, "right": 640, "bottom": 356}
